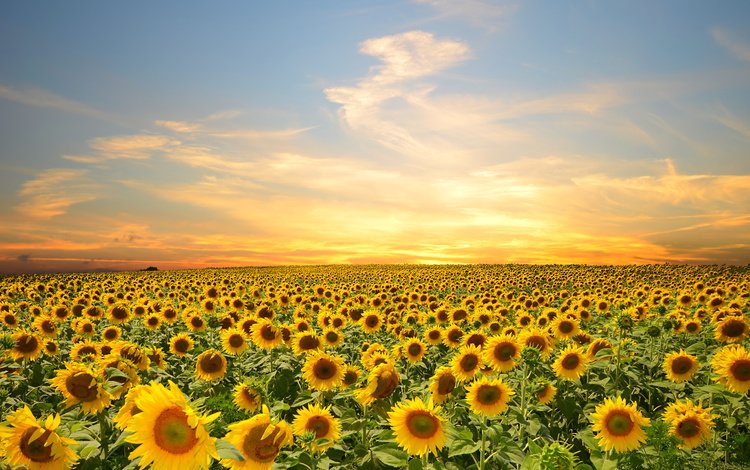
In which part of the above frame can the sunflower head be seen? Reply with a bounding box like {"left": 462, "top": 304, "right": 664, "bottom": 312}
{"left": 591, "top": 396, "right": 650, "bottom": 453}
{"left": 234, "top": 383, "right": 263, "bottom": 413}
{"left": 388, "top": 397, "right": 445, "bottom": 456}
{"left": 0, "top": 406, "right": 79, "bottom": 470}
{"left": 51, "top": 362, "right": 112, "bottom": 414}
{"left": 484, "top": 334, "right": 520, "bottom": 372}
{"left": 302, "top": 351, "right": 345, "bottom": 392}
{"left": 355, "top": 362, "right": 400, "bottom": 406}
{"left": 292, "top": 403, "right": 341, "bottom": 452}
{"left": 553, "top": 344, "right": 590, "bottom": 381}
{"left": 220, "top": 407, "right": 293, "bottom": 470}
{"left": 169, "top": 333, "right": 195, "bottom": 357}
{"left": 711, "top": 344, "right": 750, "bottom": 393}
{"left": 429, "top": 366, "right": 457, "bottom": 404}
{"left": 221, "top": 328, "right": 249, "bottom": 355}
{"left": 663, "top": 350, "right": 700, "bottom": 383}
{"left": 450, "top": 344, "right": 483, "bottom": 382}
{"left": 195, "top": 349, "right": 228, "bottom": 382}
{"left": 465, "top": 376, "right": 514, "bottom": 417}
{"left": 10, "top": 330, "right": 43, "bottom": 361}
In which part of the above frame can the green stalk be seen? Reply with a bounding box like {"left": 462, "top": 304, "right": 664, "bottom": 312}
{"left": 98, "top": 410, "right": 109, "bottom": 462}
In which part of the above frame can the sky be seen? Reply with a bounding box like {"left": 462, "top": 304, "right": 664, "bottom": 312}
{"left": 1, "top": 1, "right": 750, "bottom": 273}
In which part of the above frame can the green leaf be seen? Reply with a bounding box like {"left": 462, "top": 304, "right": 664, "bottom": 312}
{"left": 448, "top": 438, "right": 480, "bottom": 457}
{"left": 216, "top": 438, "right": 244, "bottom": 461}
{"left": 372, "top": 444, "right": 409, "bottom": 467}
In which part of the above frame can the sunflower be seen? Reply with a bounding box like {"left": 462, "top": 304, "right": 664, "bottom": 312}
{"left": 429, "top": 367, "right": 457, "bottom": 404}
{"left": 483, "top": 334, "right": 520, "bottom": 372}
{"left": 442, "top": 326, "right": 464, "bottom": 348}
{"left": 116, "top": 342, "right": 151, "bottom": 371}
{"left": 536, "top": 382, "right": 557, "bottom": 405}
{"left": 302, "top": 351, "right": 345, "bottom": 391}
{"left": 292, "top": 332, "right": 321, "bottom": 355}
{"left": 126, "top": 381, "right": 219, "bottom": 470}
{"left": 553, "top": 344, "right": 590, "bottom": 381}
{"left": 169, "top": 333, "right": 194, "bottom": 357}
{"left": 591, "top": 397, "right": 650, "bottom": 453}
{"left": 0, "top": 406, "right": 79, "bottom": 470}
{"left": 712, "top": 344, "right": 750, "bottom": 393}
{"left": 101, "top": 325, "right": 122, "bottom": 342}
{"left": 33, "top": 316, "right": 59, "bottom": 338}
{"left": 355, "top": 362, "right": 400, "bottom": 406}
{"left": 587, "top": 338, "right": 613, "bottom": 360}
{"left": 465, "top": 376, "right": 514, "bottom": 417}
{"left": 70, "top": 340, "right": 99, "bottom": 361}
{"left": 144, "top": 314, "right": 162, "bottom": 331}
{"left": 114, "top": 385, "right": 148, "bottom": 430}
{"left": 43, "top": 340, "right": 60, "bottom": 356}
{"left": 403, "top": 338, "right": 427, "bottom": 363}
{"left": 424, "top": 327, "right": 442, "bottom": 345}
{"left": 50, "top": 362, "right": 111, "bottom": 414}
{"left": 388, "top": 397, "right": 445, "bottom": 456}
{"left": 714, "top": 315, "right": 748, "bottom": 343}
{"left": 10, "top": 330, "right": 43, "bottom": 361}
{"left": 662, "top": 400, "right": 715, "bottom": 449}
{"left": 519, "top": 328, "right": 552, "bottom": 358}
{"left": 551, "top": 317, "right": 580, "bottom": 340}
{"left": 185, "top": 314, "right": 207, "bottom": 332}
{"left": 663, "top": 350, "right": 700, "bottom": 383}
{"left": 234, "top": 384, "right": 262, "bottom": 413}
{"left": 322, "top": 327, "right": 344, "bottom": 348}
{"left": 251, "top": 319, "right": 283, "bottom": 349}
{"left": 360, "top": 311, "right": 383, "bottom": 333}
{"left": 220, "top": 407, "right": 293, "bottom": 470}
{"left": 2, "top": 311, "right": 19, "bottom": 328}
{"left": 221, "top": 328, "right": 249, "bottom": 355}
{"left": 450, "top": 344, "right": 483, "bottom": 382}
{"left": 195, "top": 349, "right": 228, "bottom": 382}
{"left": 99, "top": 353, "right": 140, "bottom": 399}
{"left": 292, "top": 403, "right": 341, "bottom": 452}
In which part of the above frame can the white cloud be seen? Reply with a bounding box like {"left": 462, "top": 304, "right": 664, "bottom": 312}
{"left": 414, "top": 0, "right": 517, "bottom": 32}
{"left": 0, "top": 84, "right": 104, "bottom": 118}
{"left": 17, "top": 169, "right": 98, "bottom": 218}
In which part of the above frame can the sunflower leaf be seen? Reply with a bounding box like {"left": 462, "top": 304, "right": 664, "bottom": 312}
{"left": 372, "top": 443, "right": 409, "bottom": 467}
{"left": 216, "top": 438, "right": 245, "bottom": 461}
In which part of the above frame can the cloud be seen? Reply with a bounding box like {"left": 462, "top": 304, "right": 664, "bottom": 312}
{"left": 0, "top": 84, "right": 105, "bottom": 118}
{"left": 17, "top": 169, "right": 98, "bottom": 218}
{"left": 712, "top": 27, "right": 750, "bottom": 62}
{"left": 88, "top": 134, "right": 177, "bottom": 160}
{"left": 155, "top": 120, "right": 203, "bottom": 133}
{"left": 414, "top": 0, "right": 517, "bottom": 31}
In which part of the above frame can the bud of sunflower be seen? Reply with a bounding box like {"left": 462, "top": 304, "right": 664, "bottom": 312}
{"left": 521, "top": 346, "right": 541, "bottom": 366}
{"left": 539, "top": 441, "right": 578, "bottom": 469}
{"left": 647, "top": 325, "right": 661, "bottom": 338}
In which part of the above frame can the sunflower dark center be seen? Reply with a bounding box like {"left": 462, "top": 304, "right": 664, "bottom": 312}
{"left": 199, "top": 353, "right": 224, "bottom": 373}
{"left": 260, "top": 325, "right": 277, "bottom": 341}
{"left": 476, "top": 384, "right": 501, "bottom": 405}
{"left": 229, "top": 334, "right": 245, "bottom": 348}
{"left": 467, "top": 334, "right": 485, "bottom": 348}
{"left": 406, "top": 411, "right": 439, "bottom": 438}
{"left": 153, "top": 407, "right": 198, "bottom": 454}
{"left": 437, "top": 374, "right": 456, "bottom": 395}
{"left": 730, "top": 359, "right": 750, "bottom": 381}
{"left": 365, "top": 316, "right": 379, "bottom": 327}
{"left": 244, "top": 425, "right": 281, "bottom": 463}
{"left": 559, "top": 321, "right": 574, "bottom": 333}
{"left": 671, "top": 356, "right": 694, "bottom": 375}
{"left": 20, "top": 427, "right": 53, "bottom": 462}
{"left": 65, "top": 372, "right": 99, "bottom": 402}
{"left": 526, "top": 336, "right": 546, "bottom": 351}
{"left": 174, "top": 339, "right": 190, "bottom": 353}
{"left": 721, "top": 319, "right": 746, "bottom": 338}
{"left": 605, "top": 411, "right": 634, "bottom": 436}
{"left": 562, "top": 354, "right": 580, "bottom": 370}
{"left": 428, "top": 330, "right": 440, "bottom": 340}
{"left": 42, "top": 321, "right": 56, "bottom": 333}
{"left": 408, "top": 343, "right": 423, "bottom": 356}
{"left": 307, "top": 416, "right": 331, "bottom": 438}
{"left": 460, "top": 354, "right": 479, "bottom": 371}
{"left": 448, "top": 330, "right": 463, "bottom": 342}
{"left": 313, "top": 359, "right": 337, "bottom": 379}
{"left": 494, "top": 342, "right": 516, "bottom": 361}
{"left": 372, "top": 369, "right": 399, "bottom": 399}
{"left": 15, "top": 335, "right": 39, "bottom": 353}
{"left": 677, "top": 418, "right": 701, "bottom": 438}
{"left": 299, "top": 335, "right": 320, "bottom": 350}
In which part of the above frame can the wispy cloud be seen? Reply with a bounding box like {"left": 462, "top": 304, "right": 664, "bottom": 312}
{"left": 0, "top": 84, "right": 105, "bottom": 118}
{"left": 712, "top": 27, "right": 750, "bottom": 62}
{"left": 17, "top": 169, "right": 98, "bottom": 218}
{"left": 63, "top": 134, "right": 178, "bottom": 163}
{"left": 414, "top": 0, "right": 517, "bottom": 32}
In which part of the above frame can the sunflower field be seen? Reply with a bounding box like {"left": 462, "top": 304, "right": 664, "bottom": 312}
{"left": 1, "top": 264, "right": 749, "bottom": 470}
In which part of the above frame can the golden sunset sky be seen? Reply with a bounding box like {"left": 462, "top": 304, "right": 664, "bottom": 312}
{"left": 1, "top": 1, "right": 750, "bottom": 273}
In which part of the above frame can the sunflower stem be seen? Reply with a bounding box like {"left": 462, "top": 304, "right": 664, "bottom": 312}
{"left": 98, "top": 410, "right": 109, "bottom": 462}
{"left": 479, "top": 417, "right": 487, "bottom": 470}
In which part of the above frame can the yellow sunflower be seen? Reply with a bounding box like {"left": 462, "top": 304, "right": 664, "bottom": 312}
{"left": 450, "top": 344, "right": 483, "bottom": 382}
{"left": 551, "top": 317, "right": 580, "bottom": 340}
{"left": 388, "top": 397, "right": 446, "bottom": 456}
{"left": 220, "top": 407, "right": 293, "bottom": 470}
{"left": 662, "top": 400, "right": 715, "bottom": 449}
{"left": 221, "top": 328, "right": 249, "bottom": 355}
{"left": 429, "top": 367, "right": 457, "bottom": 404}
{"left": 0, "top": 406, "right": 79, "bottom": 470}
{"left": 292, "top": 332, "right": 321, "bottom": 355}
{"left": 360, "top": 310, "right": 383, "bottom": 333}
{"left": 536, "top": 382, "right": 557, "bottom": 405}
{"left": 321, "top": 327, "right": 344, "bottom": 348}
{"left": 302, "top": 351, "right": 345, "bottom": 391}
{"left": 403, "top": 338, "right": 427, "bottom": 363}
{"left": 663, "top": 350, "right": 700, "bottom": 383}
{"left": 483, "top": 334, "right": 520, "bottom": 372}
{"left": 553, "top": 344, "right": 590, "bottom": 381}
{"left": 10, "top": 330, "right": 43, "bottom": 361}
{"left": 101, "top": 326, "right": 122, "bottom": 342}
{"left": 234, "top": 383, "right": 262, "bottom": 413}
{"left": 70, "top": 340, "right": 99, "bottom": 361}
{"left": 169, "top": 333, "right": 194, "bottom": 357}
{"left": 50, "top": 362, "right": 111, "bottom": 415}
{"left": 108, "top": 303, "right": 132, "bottom": 324}
{"left": 712, "top": 344, "right": 750, "bottom": 393}
{"left": 714, "top": 315, "right": 748, "bottom": 343}
{"left": 33, "top": 316, "right": 59, "bottom": 339}
{"left": 250, "top": 319, "right": 283, "bottom": 350}
{"left": 519, "top": 328, "right": 553, "bottom": 358}
{"left": 99, "top": 353, "right": 140, "bottom": 399}
{"left": 195, "top": 349, "right": 228, "bottom": 381}
{"left": 465, "top": 376, "right": 514, "bottom": 417}
{"left": 424, "top": 327, "right": 442, "bottom": 345}
{"left": 342, "top": 365, "right": 361, "bottom": 387}
{"left": 591, "top": 397, "right": 650, "bottom": 453}
{"left": 114, "top": 385, "right": 148, "bottom": 430}
{"left": 292, "top": 403, "right": 341, "bottom": 452}
{"left": 355, "top": 362, "right": 400, "bottom": 406}
{"left": 442, "top": 326, "right": 464, "bottom": 348}
{"left": 126, "top": 381, "right": 219, "bottom": 470}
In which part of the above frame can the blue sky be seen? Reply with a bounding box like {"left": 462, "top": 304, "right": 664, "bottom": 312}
{"left": 1, "top": 1, "right": 750, "bottom": 272}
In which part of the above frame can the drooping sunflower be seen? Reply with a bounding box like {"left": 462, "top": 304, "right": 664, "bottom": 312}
{"left": 115, "top": 342, "right": 151, "bottom": 371}
{"left": 50, "top": 362, "right": 112, "bottom": 414}
{"left": 714, "top": 315, "right": 748, "bottom": 343}
{"left": 234, "top": 383, "right": 262, "bottom": 413}
{"left": 126, "top": 381, "right": 219, "bottom": 470}
{"left": 221, "top": 328, "right": 249, "bottom": 355}
{"left": 107, "top": 303, "right": 132, "bottom": 324}
{"left": 302, "top": 351, "right": 345, "bottom": 391}
{"left": 388, "top": 397, "right": 446, "bottom": 456}
{"left": 450, "top": 344, "right": 483, "bottom": 382}
{"left": 10, "top": 330, "right": 43, "bottom": 361}
{"left": 591, "top": 397, "right": 650, "bottom": 453}
{"left": 0, "top": 406, "right": 79, "bottom": 470}
{"left": 465, "top": 376, "right": 514, "bottom": 417}
{"left": 251, "top": 319, "right": 283, "bottom": 350}
{"left": 70, "top": 340, "right": 100, "bottom": 361}
{"left": 483, "top": 334, "right": 520, "bottom": 372}
{"left": 663, "top": 350, "right": 700, "bottom": 383}
{"left": 292, "top": 403, "right": 341, "bottom": 452}
{"left": 535, "top": 382, "right": 557, "bottom": 405}
{"left": 429, "top": 367, "right": 457, "bottom": 404}
{"left": 587, "top": 338, "right": 613, "bottom": 360}
{"left": 403, "top": 338, "right": 427, "bottom": 363}
{"left": 195, "top": 349, "right": 228, "bottom": 382}
{"left": 99, "top": 353, "right": 140, "bottom": 399}
{"left": 518, "top": 328, "right": 553, "bottom": 358}
{"left": 662, "top": 400, "right": 715, "bottom": 449}
{"left": 355, "top": 362, "right": 400, "bottom": 406}
{"left": 711, "top": 344, "right": 750, "bottom": 393}
{"left": 220, "top": 407, "right": 293, "bottom": 470}
{"left": 169, "top": 333, "right": 194, "bottom": 357}
{"left": 553, "top": 344, "right": 590, "bottom": 381}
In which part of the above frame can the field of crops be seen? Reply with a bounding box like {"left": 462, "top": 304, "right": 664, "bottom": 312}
{"left": 0, "top": 264, "right": 749, "bottom": 470}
